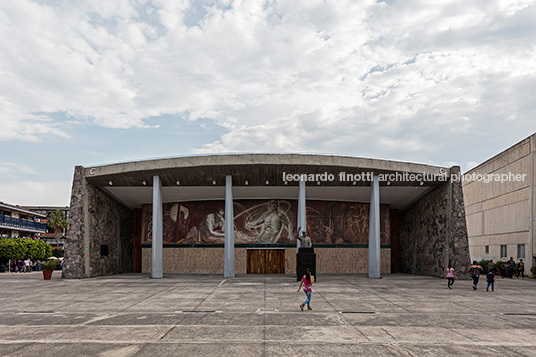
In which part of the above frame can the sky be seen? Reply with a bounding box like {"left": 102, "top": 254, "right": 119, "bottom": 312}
{"left": 1, "top": 0, "right": 536, "bottom": 206}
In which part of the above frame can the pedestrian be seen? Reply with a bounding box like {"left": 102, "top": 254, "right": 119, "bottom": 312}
{"left": 297, "top": 269, "right": 315, "bottom": 311}
{"left": 507, "top": 257, "right": 516, "bottom": 278}
{"left": 486, "top": 270, "right": 496, "bottom": 292}
{"left": 24, "top": 258, "right": 32, "bottom": 273}
{"left": 444, "top": 264, "right": 455, "bottom": 289}
{"left": 469, "top": 261, "right": 483, "bottom": 290}
{"left": 488, "top": 259, "right": 495, "bottom": 274}
{"left": 516, "top": 259, "right": 525, "bottom": 279}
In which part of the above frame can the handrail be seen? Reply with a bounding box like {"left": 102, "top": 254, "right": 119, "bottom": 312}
{"left": 0, "top": 215, "right": 47, "bottom": 231}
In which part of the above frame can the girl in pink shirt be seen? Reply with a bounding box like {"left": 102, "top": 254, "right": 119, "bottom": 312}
{"left": 445, "top": 264, "right": 455, "bottom": 289}
{"left": 297, "top": 269, "right": 315, "bottom": 310}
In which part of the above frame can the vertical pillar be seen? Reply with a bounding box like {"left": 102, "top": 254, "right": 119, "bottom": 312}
{"left": 297, "top": 178, "right": 306, "bottom": 250}
{"left": 224, "top": 175, "right": 235, "bottom": 278}
{"left": 368, "top": 175, "right": 381, "bottom": 279}
{"left": 151, "top": 175, "right": 163, "bottom": 279}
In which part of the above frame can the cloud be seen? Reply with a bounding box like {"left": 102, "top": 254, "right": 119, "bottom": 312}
{"left": 0, "top": 0, "right": 535, "bottom": 169}
{"left": 0, "top": 162, "right": 35, "bottom": 176}
{"left": 0, "top": 180, "right": 71, "bottom": 206}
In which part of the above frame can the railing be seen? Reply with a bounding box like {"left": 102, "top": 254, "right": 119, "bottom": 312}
{"left": 0, "top": 215, "right": 47, "bottom": 231}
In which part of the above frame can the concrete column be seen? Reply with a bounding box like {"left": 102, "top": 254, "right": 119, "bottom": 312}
{"left": 297, "top": 178, "right": 306, "bottom": 250}
{"left": 368, "top": 175, "right": 381, "bottom": 279}
{"left": 224, "top": 175, "right": 235, "bottom": 278}
{"left": 151, "top": 175, "right": 163, "bottom": 279}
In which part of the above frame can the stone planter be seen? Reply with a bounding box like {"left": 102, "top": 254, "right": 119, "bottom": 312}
{"left": 42, "top": 269, "right": 53, "bottom": 280}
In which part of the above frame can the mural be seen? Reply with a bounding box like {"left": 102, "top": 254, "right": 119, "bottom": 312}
{"left": 141, "top": 199, "right": 390, "bottom": 245}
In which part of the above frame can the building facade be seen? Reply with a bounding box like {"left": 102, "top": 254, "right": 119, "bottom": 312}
{"left": 63, "top": 154, "right": 471, "bottom": 279}
{"left": 463, "top": 134, "right": 536, "bottom": 267}
{"left": 0, "top": 202, "right": 47, "bottom": 237}
{"left": 21, "top": 206, "right": 70, "bottom": 248}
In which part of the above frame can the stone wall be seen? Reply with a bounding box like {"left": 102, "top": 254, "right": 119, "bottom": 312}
{"left": 63, "top": 166, "right": 87, "bottom": 278}
{"left": 63, "top": 166, "right": 133, "bottom": 278}
{"left": 399, "top": 167, "right": 470, "bottom": 278}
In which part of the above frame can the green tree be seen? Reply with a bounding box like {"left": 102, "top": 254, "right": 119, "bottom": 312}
{"left": 47, "top": 210, "right": 68, "bottom": 247}
{"left": 0, "top": 238, "right": 27, "bottom": 262}
{"left": 23, "top": 239, "right": 52, "bottom": 260}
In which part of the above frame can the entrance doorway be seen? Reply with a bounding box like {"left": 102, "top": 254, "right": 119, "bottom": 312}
{"left": 247, "top": 249, "right": 285, "bottom": 274}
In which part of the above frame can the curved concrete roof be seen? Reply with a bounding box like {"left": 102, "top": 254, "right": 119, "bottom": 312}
{"left": 84, "top": 153, "right": 449, "bottom": 187}
{"left": 79, "top": 154, "right": 452, "bottom": 210}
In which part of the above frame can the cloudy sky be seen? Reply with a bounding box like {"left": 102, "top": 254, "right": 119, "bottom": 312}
{"left": 1, "top": 0, "right": 535, "bottom": 206}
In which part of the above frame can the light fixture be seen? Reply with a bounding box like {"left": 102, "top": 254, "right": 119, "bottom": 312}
{"left": 108, "top": 181, "right": 113, "bottom": 186}
{"left": 265, "top": 180, "right": 269, "bottom": 185}
{"left": 352, "top": 181, "right": 357, "bottom": 186}
{"left": 142, "top": 180, "right": 147, "bottom": 186}
{"left": 176, "top": 180, "right": 180, "bottom": 186}
{"left": 387, "top": 181, "right": 391, "bottom": 186}
{"left": 245, "top": 180, "right": 249, "bottom": 186}
{"left": 212, "top": 180, "right": 216, "bottom": 185}
{"left": 420, "top": 181, "right": 424, "bottom": 186}
{"left": 284, "top": 181, "right": 288, "bottom": 185}
{"left": 317, "top": 181, "right": 320, "bottom": 185}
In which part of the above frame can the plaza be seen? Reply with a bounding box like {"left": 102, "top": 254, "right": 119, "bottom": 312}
{"left": 1, "top": 273, "right": 535, "bottom": 356}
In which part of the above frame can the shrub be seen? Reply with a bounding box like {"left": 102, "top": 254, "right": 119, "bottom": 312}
{"left": 530, "top": 265, "right": 536, "bottom": 276}
{"left": 41, "top": 260, "right": 60, "bottom": 270}
{"left": 52, "top": 248, "right": 64, "bottom": 258}
{"left": 478, "top": 259, "right": 491, "bottom": 274}
{"left": 495, "top": 260, "right": 507, "bottom": 271}
{"left": 23, "top": 239, "right": 52, "bottom": 260}
{"left": 0, "top": 238, "right": 51, "bottom": 262}
{"left": 0, "top": 238, "right": 27, "bottom": 261}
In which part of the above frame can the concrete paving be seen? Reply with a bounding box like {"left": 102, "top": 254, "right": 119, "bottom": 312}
{"left": 1, "top": 272, "right": 535, "bottom": 356}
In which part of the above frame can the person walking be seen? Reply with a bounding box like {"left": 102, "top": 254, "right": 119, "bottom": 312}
{"left": 488, "top": 260, "right": 495, "bottom": 274}
{"left": 444, "top": 264, "right": 456, "bottom": 289}
{"left": 507, "top": 257, "right": 516, "bottom": 278}
{"left": 297, "top": 269, "right": 315, "bottom": 311}
{"left": 469, "top": 261, "right": 483, "bottom": 290}
{"left": 486, "top": 270, "right": 496, "bottom": 292}
{"left": 516, "top": 259, "right": 525, "bottom": 279}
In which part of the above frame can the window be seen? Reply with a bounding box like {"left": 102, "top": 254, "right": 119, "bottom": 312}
{"left": 500, "top": 245, "right": 507, "bottom": 258}
{"left": 485, "top": 245, "right": 489, "bottom": 255}
{"left": 517, "top": 244, "right": 525, "bottom": 260}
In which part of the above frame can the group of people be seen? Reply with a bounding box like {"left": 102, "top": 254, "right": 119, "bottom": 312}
{"left": 3, "top": 259, "right": 42, "bottom": 273}
{"left": 446, "top": 257, "right": 526, "bottom": 292}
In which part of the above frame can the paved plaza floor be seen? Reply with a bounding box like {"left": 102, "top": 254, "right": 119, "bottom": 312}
{"left": 0, "top": 272, "right": 535, "bottom": 356}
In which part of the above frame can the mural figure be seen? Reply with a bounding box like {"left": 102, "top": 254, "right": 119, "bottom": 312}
{"left": 198, "top": 208, "right": 225, "bottom": 243}
{"left": 245, "top": 199, "right": 293, "bottom": 243}
{"left": 169, "top": 204, "right": 190, "bottom": 243}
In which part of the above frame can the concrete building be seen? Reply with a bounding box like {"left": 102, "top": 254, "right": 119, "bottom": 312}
{"left": 63, "top": 154, "right": 470, "bottom": 279}
{"left": 21, "top": 206, "right": 70, "bottom": 248}
{"left": 0, "top": 202, "right": 47, "bottom": 237}
{"left": 463, "top": 134, "right": 536, "bottom": 267}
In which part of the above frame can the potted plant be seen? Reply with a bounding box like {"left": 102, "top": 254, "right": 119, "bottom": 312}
{"left": 41, "top": 260, "right": 58, "bottom": 280}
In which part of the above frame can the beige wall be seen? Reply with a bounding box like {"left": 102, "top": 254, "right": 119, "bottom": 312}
{"left": 463, "top": 134, "right": 535, "bottom": 266}
{"left": 143, "top": 247, "right": 391, "bottom": 275}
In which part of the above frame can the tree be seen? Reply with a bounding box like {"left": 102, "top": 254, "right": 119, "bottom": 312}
{"left": 47, "top": 210, "right": 68, "bottom": 248}
{"left": 0, "top": 238, "right": 27, "bottom": 262}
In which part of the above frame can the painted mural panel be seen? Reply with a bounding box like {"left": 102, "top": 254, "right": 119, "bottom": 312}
{"left": 141, "top": 199, "right": 390, "bottom": 245}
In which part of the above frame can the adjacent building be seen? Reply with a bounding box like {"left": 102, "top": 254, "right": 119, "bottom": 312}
{"left": 462, "top": 134, "right": 536, "bottom": 267}
{"left": 21, "top": 206, "right": 70, "bottom": 248}
{"left": 0, "top": 202, "right": 47, "bottom": 237}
